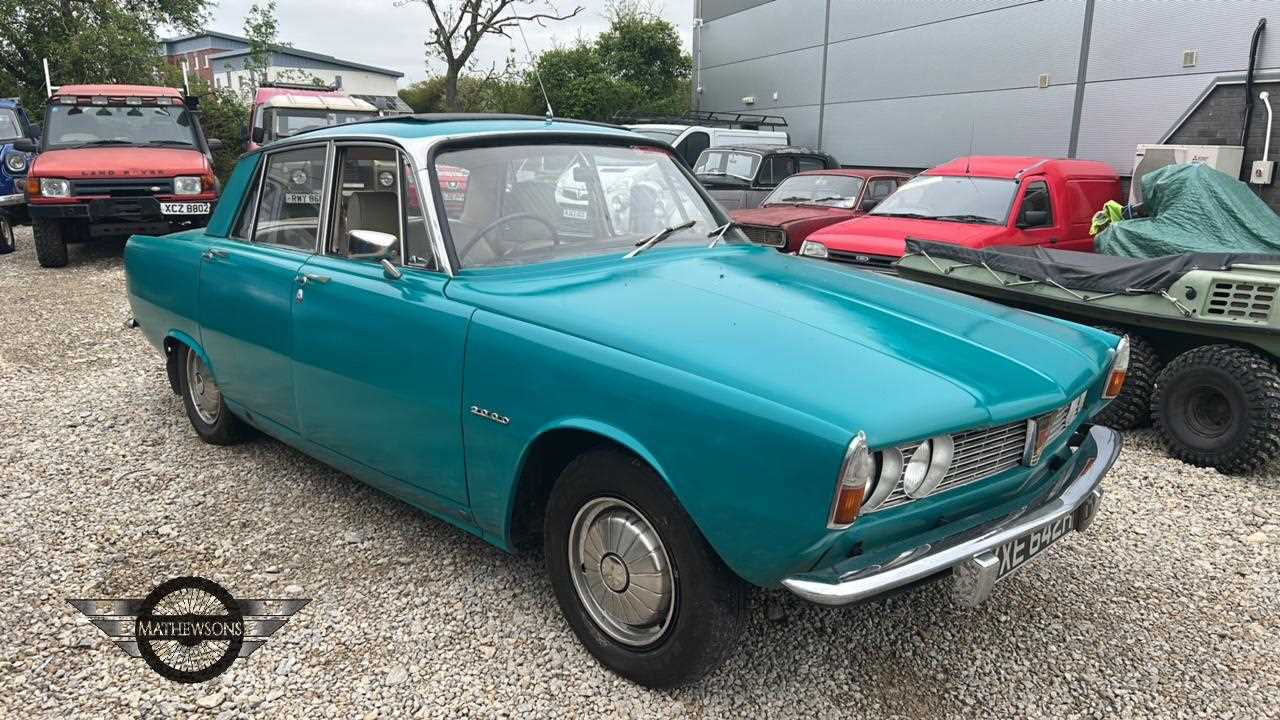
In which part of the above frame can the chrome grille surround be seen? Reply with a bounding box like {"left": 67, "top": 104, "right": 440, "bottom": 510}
{"left": 739, "top": 224, "right": 786, "bottom": 247}
{"left": 865, "top": 394, "right": 1085, "bottom": 513}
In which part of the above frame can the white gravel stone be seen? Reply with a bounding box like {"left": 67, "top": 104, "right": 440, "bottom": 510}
{"left": 1, "top": 228, "right": 1277, "bottom": 718}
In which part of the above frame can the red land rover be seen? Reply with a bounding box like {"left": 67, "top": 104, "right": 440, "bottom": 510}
{"left": 21, "top": 84, "right": 222, "bottom": 267}
{"left": 797, "top": 156, "right": 1122, "bottom": 271}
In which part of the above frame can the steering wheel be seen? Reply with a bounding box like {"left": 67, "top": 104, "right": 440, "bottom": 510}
{"left": 457, "top": 212, "right": 560, "bottom": 260}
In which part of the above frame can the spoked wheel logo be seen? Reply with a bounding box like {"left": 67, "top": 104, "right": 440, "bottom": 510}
{"left": 135, "top": 577, "right": 245, "bottom": 683}
{"left": 69, "top": 576, "right": 309, "bottom": 683}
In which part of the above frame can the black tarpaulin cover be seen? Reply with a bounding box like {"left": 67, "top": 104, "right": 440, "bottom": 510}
{"left": 903, "top": 239, "right": 1280, "bottom": 294}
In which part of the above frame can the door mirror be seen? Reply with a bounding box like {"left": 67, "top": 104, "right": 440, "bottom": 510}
{"left": 348, "top": 229, "right": 399, "bottom": 259}
{"left": 1019, "top": 209, "right": 1049, "bottom": 228}
{"left": 251, "top": 126, "right": 265, "bottom": 144}
{"left": 239, "top": 124, "right": 250, "bottom": 142}
{"left": 206, "top": 138, "right": 224, "bottom": 152}
{"left": 28, "top": 124, "right": 41, "bottom": 141}
{"left": 860, "top": 195, "right": 879, "bottom": 211}
{"left": 11, "top": 138, "right": 38, "bottom": 153}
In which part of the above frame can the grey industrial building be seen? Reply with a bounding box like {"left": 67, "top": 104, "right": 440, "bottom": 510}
{"left": 692, "top": 0, "right": 1280, "bottom": 200}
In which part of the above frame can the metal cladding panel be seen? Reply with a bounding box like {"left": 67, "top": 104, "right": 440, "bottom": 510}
{"left": 700, "top": 45, "right": 826, "bottom": 110}
{"left": 824, "top": 1, "right": 1085, "bottom": 103}
{"left": 821, "top": 85, "right": 1076, "bottom": 168}
{"left": 828, "top": 0, "right": 1041, "bottom": 42}
{"left": 1073, "top": 75, "right": 1216, "bottom": 175}
{"left": 701, "top": 0, "right": 776, "bottom": 22}
{"left": 1087, "top": 0, "right": 1280, "bottom": 82}
{"left": 700, "top": 0, "right": 827, "bottom": 68}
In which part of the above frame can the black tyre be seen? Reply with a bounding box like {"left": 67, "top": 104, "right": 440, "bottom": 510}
{"left": 177, "top": 345, "right": 248, "bottom": 445}
{"left": 1092, "top": 326, "right": 1161, "bottom": 430}
{"left": 1152, "top": 344, "right": 1280, "bottom": 474}
{"left": 33, "top": 219, "right": 68, "bottom": 268}
{"left": 544, "top": 448, "right": 748, "bottom": 687}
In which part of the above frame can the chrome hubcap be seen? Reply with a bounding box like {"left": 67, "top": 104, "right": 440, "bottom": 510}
{"left": 568, "top": 497, "right": 674, "bottom": 647}
{"left": 185, "top": 351, "right": 221, "bottom": 425}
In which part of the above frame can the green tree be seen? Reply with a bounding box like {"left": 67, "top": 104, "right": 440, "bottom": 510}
{"left": 595, "top": 2, "right": 691, "bottom": 101}
{"left": 242, "top": 1, "right": 280, "bottom": 85}
{"left": 0, "top": 0, "right": 211, "bottom": 114}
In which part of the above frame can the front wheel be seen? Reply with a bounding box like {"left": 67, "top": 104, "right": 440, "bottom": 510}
{"left": 544, "top": 448, "right": 747, "bottom": 687}
{"left": 1152, "top": 345, "right": 1280, "bottom": 474}
{"left": 32, "top": 219, "right": 68, "bottom": 268}
{"left": 177, "top": 345, "right": 248, "bottom": 445}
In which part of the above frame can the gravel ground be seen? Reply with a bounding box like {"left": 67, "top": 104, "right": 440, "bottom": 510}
{"left": 1, "top": 228, "right": 1277, "bottom": 719}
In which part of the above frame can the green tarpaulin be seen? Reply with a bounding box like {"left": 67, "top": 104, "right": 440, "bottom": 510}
{"left": 1096, "top": 163, "right": 1280, "bottom": 258}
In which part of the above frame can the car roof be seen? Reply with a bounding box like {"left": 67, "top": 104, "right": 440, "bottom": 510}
{"left": 791, "top": 168, "right": 911, "bottom": 179}
{"left": 295, "top": 113, "right": 636, "bottom": 142}
{"left": 928, "top": 155, "right": 1117, "bottom": 179}
{"left": 54, "top": 84, "right": 182, "bottom": 98}
{"left": 0, "top": 98, "right": 18, "bottom": 109}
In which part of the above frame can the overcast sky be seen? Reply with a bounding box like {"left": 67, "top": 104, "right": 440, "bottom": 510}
{"left": 198, "top": 0, "right": 694, "bottom": 83}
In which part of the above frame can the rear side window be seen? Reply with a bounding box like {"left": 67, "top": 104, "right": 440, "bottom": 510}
{"left": 867, "top": 179, "right": 897, "bottom": 201}
{"left": 253, "top": 145, "right": 327, "bottom": 251}
{"left": 797, "top": 157, "right": 825, "bottom": 173}
{"left": 758, "top": 156, "right": 796, "bottom": 186}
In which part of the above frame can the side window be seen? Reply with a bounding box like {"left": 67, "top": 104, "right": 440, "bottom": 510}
{"left": 868, "top": 179, "right": 897, "bottom": 202}
{"left": 758, "top": 156, "right": 795, "bottom": 187}
{"left": 678, "top": 131, "right": 710, "bottom": 167}
{"left": 797, "top": 157, "right": 825, "bottom": 173}
{"left": 1019, "top": 180, "right": 1054, "bottom": 228}
{"left": 253, "top": 145, "right": 327, "bottom": 250}
{"left": 329, "top": 144, "right": 406, "bottom": 264}
{"left": 402, "top": 154, "right": 438, "bottom": 269}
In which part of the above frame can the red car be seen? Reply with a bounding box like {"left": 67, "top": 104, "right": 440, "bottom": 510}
{"left": 798, "top": 156, "right": 1122, "bottom": 270}
{"left": 730, "top": 169, "right": 911, "bottom": 253}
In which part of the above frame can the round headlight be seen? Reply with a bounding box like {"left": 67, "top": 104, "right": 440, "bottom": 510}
{"left": 861, "top": 447, "right": 902, "bottom": 512}
{"left": 5, "top": 152, "right": 26, "bottom": 173}
{"left": 903, "top": 435, "right": 954, "bottom": 499}
{"left": 291, "top": 169, "right": 308, "bottom": 186}
{"left": 377, "top": 170, "right": 395, "bottom": 188}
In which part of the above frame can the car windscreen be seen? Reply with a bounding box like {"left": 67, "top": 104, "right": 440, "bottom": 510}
{"left": 267, "top": 108, "right": 379, "bottom": 140}
{"left": 437, "top": 142, "right": 738, "bottom": 269}
{"left": 693, "top": 150, "right": 760, "bottom": 180}
{"left": 0, "top": 109, "right": 22, "bottom": 143}
{"left": 764, "top": 175, "right": 865, "bottom": 209}
{"left": 870, "top": 175, "right": 1015, "bottom": 224}
{"left": 44, "top": 104, "right": 198, "bottom": 149}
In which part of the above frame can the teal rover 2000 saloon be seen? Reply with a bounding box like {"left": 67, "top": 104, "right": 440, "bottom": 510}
{"left": 124, "top": 114, "right": 1126, "bottom": 687}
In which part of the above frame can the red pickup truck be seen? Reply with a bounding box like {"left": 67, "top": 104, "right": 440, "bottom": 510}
{"left": 797, "top": 156, "right": 1122, "bottom": 270}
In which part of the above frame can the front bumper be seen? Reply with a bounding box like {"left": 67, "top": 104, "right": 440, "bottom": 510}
{"left": 782, "top": 423, "right": 1120, "bottom": 606}
{"left": 0, "top": 191, "right": 24, "bottom": 207}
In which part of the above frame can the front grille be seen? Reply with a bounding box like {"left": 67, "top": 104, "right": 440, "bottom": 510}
{"left": 71, "top": 178, "right": 174, "bottom": 197}
{"left": 828, "top": 249, "right": 898, "bottom": 269}
{"left": 1204, "top": 279, "right": 1275, "bottom": 320}
{"left": 870, "top": 421, "right": 1028, "bottom": 512}
{"left": 739, "top": 224, "right": 786, "bottom": 247}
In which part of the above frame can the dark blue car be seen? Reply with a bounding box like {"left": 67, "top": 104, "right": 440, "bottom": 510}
{"left": 0, "top": 97, "right": 38, "bottom": 251}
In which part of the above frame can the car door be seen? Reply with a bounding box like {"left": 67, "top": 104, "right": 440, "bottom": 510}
{"left": 197, "top": 142, "right": 328, "bottom": 431}
{"left": 290, "top": 142, "right": 470, "bottom": 506}
{"left": 1007, "top": 178, "right": 1063, "bottom": 249}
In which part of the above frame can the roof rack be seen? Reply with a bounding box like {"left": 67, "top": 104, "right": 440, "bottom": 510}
{"left": 287, "top": 112, "right": 626, "bottom": 138}
{"left": 613, "top": 110, "right": 789, "bottom": 130}
{"left": 258, "top": 80, "right": 340, "bottom": 92}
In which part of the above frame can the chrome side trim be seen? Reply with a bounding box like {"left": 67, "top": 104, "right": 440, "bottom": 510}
{"left": 782, "top": 424, "right": 1120, "bottom": 607}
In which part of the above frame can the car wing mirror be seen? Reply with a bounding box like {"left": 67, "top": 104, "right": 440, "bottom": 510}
{"left": 12, "top": 138, "right": 38, "bottom": 153}
{"left": 251, "top": 126, "right": 265, "bottom": 144}
{"left": 29, "top": 123, "right": 41, "bottom": 141}
{"left": 860, "top": 196, "right": 879, "bottom": 211}
{"left": 206, "top": 138, "right": 224, "bottom": 152}
{"left": 348, "top": 229, "right": 399, "bottom": 260}
{"left": 1019, "top": 209, "right": 1049, "bottom": 228}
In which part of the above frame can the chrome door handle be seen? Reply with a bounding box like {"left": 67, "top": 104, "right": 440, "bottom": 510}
{"left": 201, "top": 248, "right": 229, "bottom": 261}
{"left": 297, "top": 273, "right": 330, "bottom": 285}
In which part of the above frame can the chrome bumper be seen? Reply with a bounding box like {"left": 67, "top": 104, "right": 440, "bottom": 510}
{"left": 0, "top": 192, "right": 24, "bottom": 207}
{"left": 782, "top": 424, "right": 1120, "bottom": 607}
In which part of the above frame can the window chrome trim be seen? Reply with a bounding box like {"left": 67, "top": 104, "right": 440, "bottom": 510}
{"left": 249, "top": 139, "right": 332, "bottom": 255}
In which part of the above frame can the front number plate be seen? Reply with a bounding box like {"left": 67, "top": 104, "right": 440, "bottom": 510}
{"left": 994, "top": 494, "right": 1098, "bottom": 579}
{"left": 161, "top": 202, "right": 210, "bottom": 215}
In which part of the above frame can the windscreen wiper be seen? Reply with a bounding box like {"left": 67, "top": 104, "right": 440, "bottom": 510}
{"left": 932, "top": 214, "right": 1001, "bottom": 224}
{"left": 873, "top": 211, "right": 932, "bottom": 219}
{"left": 706, "top": 220, "right": 739, "bottom": 248}
{"left": 625, "top": 219, "right": 697, "bottom": 258}
{"left": 146, "top": 140, "right": 196, "bottom": 147}
{"left": 73, "top": 139, "right": 134, "bottom": 148}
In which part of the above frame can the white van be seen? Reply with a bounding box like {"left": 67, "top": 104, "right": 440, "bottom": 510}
{"left": 623, "top": 111, "right": 790, "bottom": 167}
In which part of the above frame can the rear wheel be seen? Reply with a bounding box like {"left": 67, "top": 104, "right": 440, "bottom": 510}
{"left": 177, "top": 345, "right": 248, "bottom": 446}
{"left": 543, "top": 448, "right": 747, "bottom": 687}
{"left": 1152, "top": 345, "right": 1280, "bottom": 474}
{"left": 1092, "top": 326, "right": 1160, "bottom": 430}
{"left": 33, "top": 219, "right": 68, "bottom": 268}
